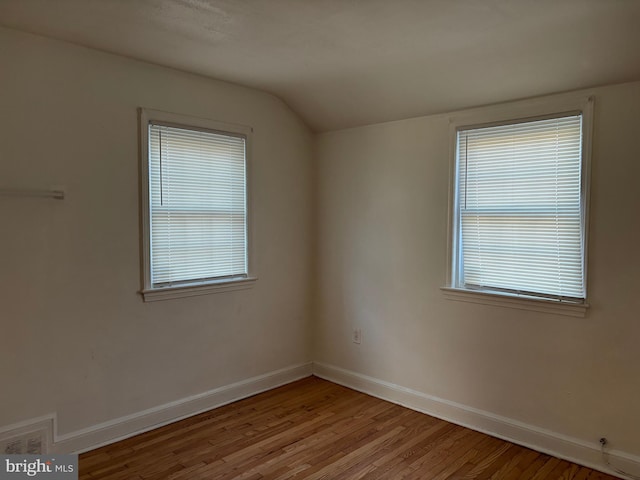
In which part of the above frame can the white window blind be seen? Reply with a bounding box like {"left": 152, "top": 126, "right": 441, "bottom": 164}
{"left": 456, "top": 114, "right": 585, "bottom": 301}
{"left": 148, "top": 123, "right": 247, "bottom": 287}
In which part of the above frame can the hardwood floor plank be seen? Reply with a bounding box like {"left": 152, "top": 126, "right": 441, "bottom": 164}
{"left": 79, "top": 377, "right": 620, "bottom": 480}
{"left": 499, "top": 449, "right": 541, "bottom": 480}
{"left": 402, "top": 429, "right": 487, "bottom": 480}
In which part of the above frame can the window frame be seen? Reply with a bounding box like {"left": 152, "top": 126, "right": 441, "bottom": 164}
{"left": 139, "top": 108, "right": 256, "bottom": 302}
{"left": 442, "top": 94, "right": 594, "bottom": 317}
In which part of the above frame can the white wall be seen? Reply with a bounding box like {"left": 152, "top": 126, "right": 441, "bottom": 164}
{"left": 315, "top": 82, "right": 640, "bottom": 460}
{"left": 0, "top": 27, "right": 314, "bottom": 441}
{"left": 2, "top": 23, "right": 639, "bottom": 471}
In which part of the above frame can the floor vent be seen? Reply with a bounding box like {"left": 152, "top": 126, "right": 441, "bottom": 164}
{"left": 0, "top": 418, "right": 53, "bottom": 454}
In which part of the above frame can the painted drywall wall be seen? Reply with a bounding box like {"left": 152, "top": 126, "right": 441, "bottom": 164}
{"left": 0, "top": 27, "right": 314, "bottom": 438}
{"left": 2, "top": 21, "right": 638, "bottom": 467}
{"left": 315, "top": 82, "right": 640, "bottom": 457}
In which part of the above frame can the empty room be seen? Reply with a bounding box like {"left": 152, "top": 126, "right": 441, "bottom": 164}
{"left": 1, "top": 1, "right": 639, "bottom": 479}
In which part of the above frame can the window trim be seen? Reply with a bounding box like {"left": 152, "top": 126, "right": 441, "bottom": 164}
{"left": 443, "top": 94, "right": 594, "bottom": 317}
{"left": 138, "top": 108, "right": 256, "bottom": 302}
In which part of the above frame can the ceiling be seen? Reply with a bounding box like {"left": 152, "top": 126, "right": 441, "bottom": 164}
{"left": 1, "top": 0, "right": 639, "bottom": 132}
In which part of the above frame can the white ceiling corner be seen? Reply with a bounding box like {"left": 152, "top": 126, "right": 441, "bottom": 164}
{"left": 1, "top": 0, "right": 639, "bottom": 131}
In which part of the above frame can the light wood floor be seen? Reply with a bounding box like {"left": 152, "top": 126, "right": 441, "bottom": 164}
{"left": 79, "top": 376, "right": 618, "bottom": 480}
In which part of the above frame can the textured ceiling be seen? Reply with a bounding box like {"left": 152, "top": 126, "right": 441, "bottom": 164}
{"left": 1, "top": 0, "right": 640, "bottom": 131}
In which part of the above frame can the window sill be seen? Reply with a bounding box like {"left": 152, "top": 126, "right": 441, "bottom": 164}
{"left": 440, "top": 287, "right": 588, "bottom": 318}
{"left": 141, "top": 276, "right": 257, "bottom": 302}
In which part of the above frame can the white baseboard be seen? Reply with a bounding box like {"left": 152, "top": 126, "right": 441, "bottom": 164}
{"left": 313, "top": 362, "right": 640, "bottom": 480}
{"left": 6, "top": 361, "right": 637, "bottom": 479}
{"left": 51, "top": 362, "right": 313, "bottom": 454}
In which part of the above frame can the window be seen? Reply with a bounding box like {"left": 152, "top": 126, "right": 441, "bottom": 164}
{"left": 444, "top": 97, "right": 592, "bottom": 316}
{"left": 139, "top": 109, "right": 256, "bottom": 301}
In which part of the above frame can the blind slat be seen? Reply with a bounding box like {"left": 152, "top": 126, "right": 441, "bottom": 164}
{"left": 149, "top": 124, "right": 247, "bottom": 286}
{"left": 457, "top": 114, "right": 585, "bottom": 299}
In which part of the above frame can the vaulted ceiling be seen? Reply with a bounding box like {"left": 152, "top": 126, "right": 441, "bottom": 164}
{"left": 1, "top": 0, "right": 639, "bottom": 131}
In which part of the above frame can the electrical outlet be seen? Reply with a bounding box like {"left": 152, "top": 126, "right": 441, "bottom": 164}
{"left": 352, "top": 328, "right": 362, "bottom": 344}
